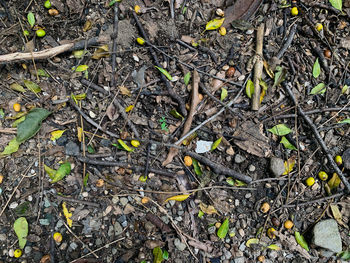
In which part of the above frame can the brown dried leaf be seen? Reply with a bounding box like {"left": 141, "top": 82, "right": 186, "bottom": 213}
{"left": 275, "top": 231, "right": 311, "bottom": 260}
{"left": 211, "top": 71, "right": 225, "bottom": 93}
{"left": 199, "top": 202, "right": 219, "bottom": 215}
{"left": 223, "top": 0, "right": 263, "bottom": 28}
{"left": 106, "top": 103, "right": 119, "bottom": 121}
{"left": 330, "top": 204, "right": 346, "bottom": 227}
{"left": 233, "top": 121, "right": 271, "bottom": 157}
{"left": 119, "top": 86, "right": 131, "bottom": 96}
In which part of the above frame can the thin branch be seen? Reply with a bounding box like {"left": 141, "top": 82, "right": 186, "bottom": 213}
{"left": 252, "top": 23, "right": 264, "bottom": 110}
{"left": 111, "top": 2, "right": 119, "bottom": 87}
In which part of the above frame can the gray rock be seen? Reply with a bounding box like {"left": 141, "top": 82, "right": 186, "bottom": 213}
{"left": 233, "top": 257, "right": 245, "bottom": 263}
{"left": 0, "top": 234, "right": 6, "bottom": 241}
{"left": 312, "top": 219, "right": 342, "bottom": 253}
{"left": 65, "top": 141, "right": 80, "bottom": 156}
{"left": 174, "top": 238, "right": 186, "bottom": 251}
{"left": 24, "top": 246, "right": 32, "bottom": 254}
{"left": 342, "top": 148, "right": 350, "bottom": 169}
{"left": 70, "top": 242, "right": 78, "bottom": 250}
{"left": 234, "top": 154, "right": 246, "bottom": 164}
{"left": 208, "top": 226, "right": 216, "bottom": 234}
{"left": 114, "top": 222, "right": 123, "bottom": 236}
{"left": 270, "top": 157, "right": 285, "bottom": 177}
{"left": 248, "top": 164, "right": 256, "bottom": 172}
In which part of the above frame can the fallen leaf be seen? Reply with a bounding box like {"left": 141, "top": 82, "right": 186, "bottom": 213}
{"left": 14, "top": 217, "right": 28, "bottom": 249}
{"left": 295, "top": 231, "right": 309, "bottom": 251}
{"left": 51, "top": 130, "right": 65, "bottom": 141}
{"left": 62, "top": 202, "right": 73, "bottom": 227}
{"left": 164, "top": 194, "right": 190, "bottom": 203}
{"left": 92, "top": 44, "right": 109, "bottom": 59}
{"left": 217, "top": 218, "right": 229, "bottom": 239}
{"left": 211, "top": 137, "right": 222, "bottom": 151}
{"left": 268, "top": 124, "right": 292, "bottom": 136}
{"left": 205, "top": 18, "right": 225, "bottom": 31}
{"left": 199, "top": 202, "right": 218, "bottom": 215}
{"left": 283, "top": 156, "right": 296, "bottom": 175}
{"left": 246, "top": 238, "right": 259, "bottom": 247}
{"left": 223, "top": 0, "right": 262, "bottom": 28}
{"left": 119, "top": 86, "right": 131, "bottom": 96}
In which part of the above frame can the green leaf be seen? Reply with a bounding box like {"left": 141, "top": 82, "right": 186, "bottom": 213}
{"left": 14, "top": 201, "right": 30, "bottom": 217}
{"left": 310, "top": 83, "right": 326, "bottom": 95}
{"left": 217, "top": 218, "right": 229, "bottom": 239}
{"left": 73, "top": 50, "right": 85, "bottom": 59}
{"left": 155, "top": 66, "right": 172, "bottom": 81}
{"left": 313, "top": 58, "right": 321, "bottom": 78}
{"left": 44, "top": 164, "right": 56, "bottom": 178}
{"left": 246, "top": 238, "right": 260, "bottom": 247}
{"left": 205, "top": 18, "right": 225, "bottom": 31}
{"left": 329, "top": 0, "right": 342, "bottom": 11}
{"left": 192, "top": 159, "right": 202, "bottom": 176}
{"left": 162, "top": 250, "right": 169, "bottom": 260}
{"left": 0, "top": 109, "right": 4, "bottom": 118}
{"left": 83, "top": 173, "right": 90, "bottom": 187}
{"left": 169, "top": 109, "right": 183, "bottom": 120}
{"left": 117, "top": 139, "right": 134, "bottom": 152}
{"left": 23, "top": 80, "right": 41, "bottom": 94}
{"left": 13, "top": 217, "right": 28, "bottom": 249}
{"left": 234, "top": 180, "right": 247, "bottom": 187}
{"left": 339, "top": 250, "right": 350, "bottom": 260}
{"left": 211, "top": 137, "right": 222, "bottom": 151}
{"left": 267, "top": 244, "right": 281, "bottom": 250}
{"left": 72, "top": 65, "right": 89, "bottom": 72}
{"left": 273, "top": 66, "right": 286, "bottom": 87}
{"left": 198, "top": 210, "right": 204, "bottom": 218}
{"left": 338, "top": 118, "right": 350, "bottom": 124}
{"left": 226, "top": 177, "right": 234, "bottom": 186}
{"left": 27, "top": 12, "right": 35, "bottom": 27}
{"left": 295, "top": 231, "right": 309, "bottom": 251}
{"left": 0, "top": 138, "right": 20, "bottom": 156}
{"left": 50, "top": 162, "right": 72, "bottom": 183}
{"left": 268, "top": 124, "right": 292, "bottom": 136}
{"left": 153, "top": 247, "right": 163, "bottom": 263}
{"left": 36, "top": 69, "right": 49, "bottom": 77}
{"left": 342, "top": 85, "right": 348, "bottom": 94}
{"left": 10, "top": 83, "right": 26, "bottom": 92}
{"left": 260, "top": 80, "right": 268, "bottom": 90}
{"left": 280, "top": 136, "right": 297, "bottom": 150}
{"left": 245, "top": 79, "right": 254, "bottom": 98}
{"left": 220, "top": 88, "right": 228, "bottom": 101}
{"left": 16, "top": 108, "right": 51, "bottom": 143}
{"left": 184, "top": 72, "right": 191, "bottom": 85}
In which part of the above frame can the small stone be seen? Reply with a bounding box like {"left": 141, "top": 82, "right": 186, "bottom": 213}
{"left": 246, "top": 29, "right": 254, "bottom": 35}
{"left": 8, "top": 248, "right": 14, "bottom": 257}
{"left": 108, "top": 226, "right": 114, "bottom": 236}
{"left": 70, "top": 242, "right": 78, "bottom": 250}
{"left": 226, "top": 147, "right": 235, "bottom": 155}
{"left": 270, "top": 157, "right": 285, "bottom": 177}
{"left": 208, "top": 226, "right": 216, "bottom": 234}
{"left": 235, "top": 199, "right": 240, "bottom": 206}
{"left": 60, "top": 242, "right": 68, "bottom": 250}
{"left": 342, "top": 148, "right": 350, "bottom": 169}
{"left": 174, "top": 238, "right": 186, "bottom": 251}
{"left": 0, "top": 234, "right": 6, "bottom": 241}
{"left": 112, "top": 195, "right": 119, "bottom": 204}
{"left": 245, "top": 193, "right": 252, "bottom": 199}
{"left": 238, "top": 228, "right": 245, "bottom": 237}
{"left": 114, "top": 222, "right": 123, "bottom": 236}
{"left": 234, "top": 154, "right": 246, "bottom": 164}
{"left": 81, "top": 192, "right": 88, "bottom": 197}
{"left": 248, "top": 164, "right": 256, "bottom": 172}
{"left": 268, "top": 249, "right": 278, "bottom": 259}
{"left": 95, "top": 238, "right": 103, "bottom": 246}
{"left": 9, "top": 202, "right": 18, "bottom": 209}
{"left": 24, "top": 246, "right": 32, "bottom": 254}
{"left": 100, "top": 139, "right": 111, "bottom": 147}
{"left": 312, "top": 219, "right": 342, "bottom": 253}
{"left": 123, "top": 204, "right": 135, "bottom": 214}
{"left": 119, "top": 197, "right": 129, "bottom": 206}
{"left": 224, "top": 250, "right": 232, "bottom": 259}
{"left": 234, "top": 257, "right": 245, "bottom": 263}
{"left": 65, "top": 141, "right": 80, "bottom": 156}
{"left": 238, "top": 242, "right": 246, "bottom": 251}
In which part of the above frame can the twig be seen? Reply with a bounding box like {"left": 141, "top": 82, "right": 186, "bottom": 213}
{"left": 132, "top": 11, "right": 187, "bottom": 117}
{"left": 281, "top": 192, "right": 344, "bottom": 208}
{"left": 81, "top": 79, "right": 109, "bottom": 95}
{"left": 282, "top": 82, "right": 350, "bottom": 193}
{"left": 276, "top": 23, "right": 297, "bottom": 59}
{"left": 54, "top": 195, "right": 100, "bottom": 208}
{"left": 184, "top": 151, "right": 252, "bottom": 183}
{"left": 146, "top": 212, "right": 173, "bottom": 233}
{"left": 252, "top": 23, "right": 264, "bottom": 110}
{"left": 0, "top": 35, "right": 109, "bottom": 64}
{"left": 110, "top": 2, "right": 119, "bottom": 87}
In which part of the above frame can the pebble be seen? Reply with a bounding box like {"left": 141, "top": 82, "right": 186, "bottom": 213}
{"left": 8, "top": 248, "right": 14, "bottom": 257}
{"left": 248, "top": 164, "right": 256, "bottom": 172}
{"left": 224, "top": 249, "right": 232, "bottom": 259}
{"left": 81, "top": 192, "right": 88, "bottom": 198}
{"left": 312, "top": 219, "right": 342, "bottom": 253}
{"left": 342, "top": 148, "right": 350, "bottom": 169}
{"left": 123, "top": 204, "right": 135, "bottom": 214}
{"left": 246, "top": 29, "right": 254, "bottom": 35}
{"left": 174, "top": 238, "right": 186, "bottom": 251}
{"left": 0, "top": 234, "right": 6, "bottom": 241}
{"left": 9, "top": 202, "right": 18, "bottom": 209}
{"left": 100, "top": 139, "right": 111, "bottom": 147}
{"left": 65, "top": 141, "right": 80, "bottom": 156}
{"left": 60, "top": 242, "right": 68, "bottom": 250}
{"left": 238, "top": 242, "right": 246, "bottom": 251}
{"left": 238, "top": 228, "right": 245, "bottom": 237}
{"left": 235, "top": 199, "right": 240, "bottom": 206}
{"left": 234, "top": 154, "right": 246, "bottom": 164}
{"left": 112, "top": 195, "right": 119, "bottom": 204}
{"left": 245, "top": 193, "right": 252, "bottom": 199}
{"left": 270, "top": 157, "right": 285, "bottom": 177}
{"left": 268, "top": 249, "right": 278, "bottom": 259}
{"left": 70, "top": 242, "right": 78, "bottom": 250}
{"left": 234, "top": 257, "right": 245, "bottom": 263}
{"left": 208, "top": 226, "right": 216, "bottom": 234}
{"left": 95, "top": 238, "right": 103, "bottom": 246}
{"left": 114, "top": 222, "right": 123, "bottom": 236}
{"left": 39, "top": 219, "right": 50, "bottom": 225}
{"left": 24, "top": 246, "right": 32, "bottom": 254}
{"left": 108, "top": 226, "right": 114, "bottom": 236}
{"left": 119, "top": 197, "right": 129, "bottom": 206}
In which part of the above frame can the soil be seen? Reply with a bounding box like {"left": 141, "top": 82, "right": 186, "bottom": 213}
{"left": 0, "top": 0, "right": 350, "bottom": 263}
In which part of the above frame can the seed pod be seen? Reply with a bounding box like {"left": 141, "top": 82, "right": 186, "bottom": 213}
{"left": 53, "top": 232, "right": 63, "bottom": 243}
{"left": 48, "top": 9, "right": 59, "bottom": 16}
{"left": 184, "top": 156, "right": 193, "bottom": 166}
{"left": 216, "top": 8, "right": 224, "bottom": 17}
{"left": 36, "top": 29, "right": 46, "bottom": 37}
{"left": 271, "top": 217, "right": 280, "bottom": 227}
{"left": 257, "top": 255, "right": 265, "bottom": 262}
{"left": 315, "top": 23, "right": 323, "bottom": 31}
{"left": 291, "top": 7, "right": 298, "bottom": 16}
{"left": 136, "top": 37, "right": 145, "bottom": 45}
{"left": 324, "top": 49, "right": 331, "bottom": 58}
{"left": 226, "top": 67, "right": 236, "bottom": 78}
{"left": 134, "top": 5, "right": 141, "bottom": 14}
{"left": 305, "top": 177, "right": 315, "bottom": 186}
{"left": 260, "top": 202, "right": 270, "bottom": 213}
{"left": 13, "top": 103, "right": 21, "bottom": 112}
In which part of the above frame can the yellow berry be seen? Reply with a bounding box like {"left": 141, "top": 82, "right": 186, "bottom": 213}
{"left": 257, "top": 255, "right": 265, "bottom": 262}
{"left": 139, "top": 175, "right": 147, "bottom": 182}
{"left": 335, "top": 155, "right": 342, "bottom": 166}
{"left": 291, "top": 7, "right": 298, "bottom": 16}
{"left": 260, "top": 202, "right": 270, "bottom": 213}
{"left": 131, "top": 140, "right": 140, "bottom": 147}
{"left": 53, "top": 232, "right": 62, "bottom": 243}
{"left": 184, "top": 156, "right": 193, "bottom": 166}
{"left": 284, "top": 220, "right": 294, "bottom": 229}
{"left": 136, "top": 37, "right": 145, "bottom": 45}
{"left": 13, "top": 103, "right": 21, "bottom": 112}
{"left": 315, "top": 23, "right": 323, "bottom": 32}
{"left": 36, "top": 29, "right": 46, "bottom": 37}
{"left": 318, "top": 171, "right": 328, "bottom": 181}
{"left": 305, "top": 177, "right": 315, "bottom": 186}
{"left": 219, "top": 26, "right": 227, "bottom": 36}
{"left": 134, "top": 5, "right": 141, "bottom": 14}
{"left": 14, "top": 249, "right": 22, "bottom": 258}
{"left": 267, "top": 227, "right": 276, "bottom": 239}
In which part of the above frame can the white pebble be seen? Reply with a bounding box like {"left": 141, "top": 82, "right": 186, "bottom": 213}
{"left": 9, "top": 202, "right": 18, "bottom": 209}
{"left": 81, "top": 192, "right": 89, "bottom": 198}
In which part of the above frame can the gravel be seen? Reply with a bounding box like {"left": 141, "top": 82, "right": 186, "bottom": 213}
{"left": 270, "top": 157, "right": 285, "bottom": 177}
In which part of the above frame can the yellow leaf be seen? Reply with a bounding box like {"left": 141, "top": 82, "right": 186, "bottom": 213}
{"left": 77, "top": 127, "right": 83, "bottom": 142}
{"left": 92, "top": 44, "right": 109, "bottom": 60}
{"left": 165, "top": 194, "right": 190, "bottom": 203}
{"left": 119, "top": 85, "right": 131, "bottom": 96}
{"left": 62, "top": 202, "right": 72, "bottom": 227}
{"left": 246, "top": 238, "right": 260, "bottom": 247}
{"left": 205, "top": 18, "right": 225, "bottom": 31}
{"left": 330, "top": 204, "right": 345, "bottom": 226}
{"left": 199, "top": 202, "right": 219, "bottom": 215}
{"left": 50, "top": 130, "right": 66, "bottom": 141}
{"left": 263, "top": 60, "right": 274, "bottom": 79}
{"left": 125, "top": 105, "right": 134, "bottom": 113}
{"left": 283, "top": 156, "right": 296, "bottom": 175}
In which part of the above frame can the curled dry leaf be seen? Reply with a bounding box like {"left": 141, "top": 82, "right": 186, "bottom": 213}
{"left": 211, "top": 71, "right": 226, "bottom": 93}
{"left": 106, "top": 103, "right": 119, "bottom": 121}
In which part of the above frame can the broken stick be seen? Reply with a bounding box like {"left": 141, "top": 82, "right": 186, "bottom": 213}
{"left": 252, "top": 23, "right": 264, "bottom": 111}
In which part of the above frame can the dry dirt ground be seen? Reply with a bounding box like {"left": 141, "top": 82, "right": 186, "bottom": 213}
{"left": 0, "top": 0, "right": 350, "bottom": 262}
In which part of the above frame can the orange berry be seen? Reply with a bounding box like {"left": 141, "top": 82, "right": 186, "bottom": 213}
{"left": 284, "top": 220, "right": 294, "bottom": 229}
{"left": 184, "top": 156, "right": 192, "bottom": 166}
{"left": 260, "top": 202, "right": 270, "bottom": 213}
{"left": 13, "top": 103, "right": 21, "bottom": 112}
{"left": 53, "top": 232, "right": 62, "bottom": 243}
